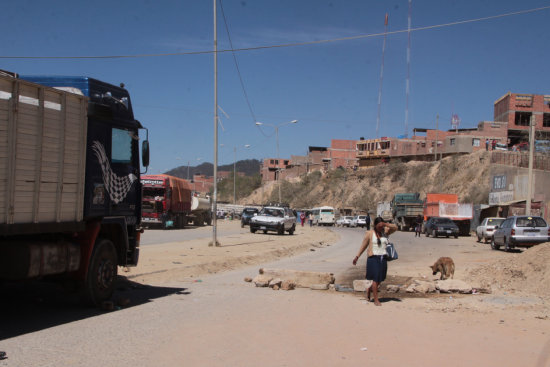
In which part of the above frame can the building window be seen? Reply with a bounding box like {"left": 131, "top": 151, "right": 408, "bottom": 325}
{"left": 450, "top": 138, "right": 456, "bottom": 146}
{"left": 515, "top": 112, "right": 532, "bottom": 126}
{"left": 270, "top": 159, "right": 275, "bottom": 164}
{"left": 472, "top": 138, "right": 480, "bottom": 147}
{"left": 544, "top": 113, "right": 550, "bottom": 127}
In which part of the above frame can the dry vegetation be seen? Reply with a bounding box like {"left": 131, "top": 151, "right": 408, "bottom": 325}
{"left": 243, "top": 150, "right": 492, "bottom": 211}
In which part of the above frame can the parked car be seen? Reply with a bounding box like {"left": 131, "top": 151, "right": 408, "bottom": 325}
{"left": 249, "top": 206, "right": 296, "bottom": 235}
{"left": 355, "top": 215, "right": 368, "bottom": 228}
{"left": 476, "top": 217, "right": 505, "bottom": 243}
{"left": 491, "top": 215, "right": 549, "bottom": 251}
{"left": 349, "top": 216, "right": 358, "bottom": 228}
{"left": 240, "top": 207, "right": 259, "bottom": 227}
{"left": 424, "top": 217, "right": 459, "bottom": 238}
{"left": 341, "top": 216, "right": 355, "bottom": 227}
{"left": 494, "top": 142, "right": 508, "bottom": 151}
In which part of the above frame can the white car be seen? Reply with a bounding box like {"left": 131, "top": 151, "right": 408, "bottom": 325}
{"left": 476, "top": 217, "right": 505, "bottom": 243}
{"left": 349, "top": 216, "right": 359, "bottom": 228}
{"left": 340, "top": 216, "right": 355, "bottom": 227}
{"left": 249, "top": 206, "right": 296, "bottom": 235}
{"left": 355, "top": 215, "right": 368, "bottom": 228}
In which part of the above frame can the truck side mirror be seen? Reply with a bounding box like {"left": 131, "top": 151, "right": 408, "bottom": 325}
{"left": 142, "top": 140, "right": 150, "bottom": 167}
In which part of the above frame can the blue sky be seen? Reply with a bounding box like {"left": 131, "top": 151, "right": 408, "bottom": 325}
{"left": 1, "top": 1, "right": 549, "bottom": 173}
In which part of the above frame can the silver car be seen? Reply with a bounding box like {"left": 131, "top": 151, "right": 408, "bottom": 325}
{"left": 476, "top": 217, "right": 505, "bottom": 243}
{"left": 491, "top": 215, "right": 549, "bottom": 251}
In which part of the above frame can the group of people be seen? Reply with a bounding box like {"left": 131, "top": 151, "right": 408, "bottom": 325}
{"left": 299, "top": 212, "right": 315, "bottom": 227}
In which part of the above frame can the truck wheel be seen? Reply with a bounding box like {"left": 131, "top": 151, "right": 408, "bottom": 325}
{"left": 83, "top": 239, "right": 118, "bottom": 306}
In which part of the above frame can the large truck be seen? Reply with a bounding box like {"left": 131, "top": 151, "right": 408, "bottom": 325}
{"left": 376, "top": 201, "right": 393, "bottom": 223}
{"left": 391, "top": 193, "right": 424, "bottom": 231}
{"left": 141, "top": 174, "right": 211, "bottom": 228}
{"left": 423, "top": 193, "right": 473, "bottom": 236}
{"left": 0, "top": 74, "right": 149, "bottom": 305}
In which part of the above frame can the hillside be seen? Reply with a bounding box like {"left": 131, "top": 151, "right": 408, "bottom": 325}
{"left": 166, "top": 159, "right": 261, "bottom": 179}
{"left": 242, "top": 150, "right": 492, "bottom": 211}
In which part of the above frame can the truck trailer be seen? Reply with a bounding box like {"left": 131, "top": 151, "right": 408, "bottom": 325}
{"left": 141, "top": 174, "right": 211, "bottom": 228}
{"left": 423, "top": 193, "right": 473, "bottom": 236}
{"left": 391, "top": 193, "right": 424, "bottom": 231}
{"left": 0, "top": 74, "right": 149, "bottom": 305}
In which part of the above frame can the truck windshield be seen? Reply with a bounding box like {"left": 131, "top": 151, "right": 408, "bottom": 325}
{"left": 143, "top": 188, "right": 165, "bottom": 199}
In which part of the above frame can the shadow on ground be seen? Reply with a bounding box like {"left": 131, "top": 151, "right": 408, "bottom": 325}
{"left": 0, "top": 276, "right": 187, "bottom": 340}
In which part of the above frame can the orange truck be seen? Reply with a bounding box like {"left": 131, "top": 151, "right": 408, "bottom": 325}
{"left": 423, "top": 193, "right": 473, "bottom": 235}
{"left": 141, "top": 174, "right": 211, "bottom": 228}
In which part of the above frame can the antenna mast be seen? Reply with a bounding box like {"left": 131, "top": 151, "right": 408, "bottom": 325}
{"left": 376, "top": 13, "right": 389, "bottom": 139}
{"left": 405, "top": 0, "right": 412, "bottom": 138}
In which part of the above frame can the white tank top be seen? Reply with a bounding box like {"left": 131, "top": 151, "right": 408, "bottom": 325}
{"left": 372, "top": 232, "right": 388, "bottom": 256}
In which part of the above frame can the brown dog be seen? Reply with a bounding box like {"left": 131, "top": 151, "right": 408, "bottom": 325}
{"left": 430, "top": 257, "right": 455, "bottom": 280}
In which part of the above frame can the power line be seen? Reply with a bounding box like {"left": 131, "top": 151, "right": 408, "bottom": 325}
{"left": 1, "top": 5, "right": 548, "bottom": 60}
{"left": 218, "top": 0, "right": 260, "bottom": 131}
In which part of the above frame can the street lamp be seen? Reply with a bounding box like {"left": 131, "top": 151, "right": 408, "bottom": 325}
{"left": 255, "top": 120, "right": 298, "bottom": 203}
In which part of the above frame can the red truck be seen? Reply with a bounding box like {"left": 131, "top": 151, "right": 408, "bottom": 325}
{"left": 141, "top": 174, "right": 211, "bottom": 228}
{"left": 423, "top": 193, "right": 473, "bottom": 236}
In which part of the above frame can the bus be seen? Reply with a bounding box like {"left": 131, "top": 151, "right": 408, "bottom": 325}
{"left": 311, "top": 206, "right": 338, "bottom": 226}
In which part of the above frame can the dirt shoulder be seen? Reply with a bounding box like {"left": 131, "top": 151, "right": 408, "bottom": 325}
{"left": 126, "top": 221, "right": 339, "bottom": 284}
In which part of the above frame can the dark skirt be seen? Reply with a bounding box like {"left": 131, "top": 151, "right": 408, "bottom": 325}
{"left": 366, "top": 255, "right": 387, "bottom": 283}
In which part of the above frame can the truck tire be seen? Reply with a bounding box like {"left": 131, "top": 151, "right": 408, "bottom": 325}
{"left": 83, "top": 239, "right": 118, "bottom": 306}
{"left": 205, "top": 214, "right": 212, "bottom": 226}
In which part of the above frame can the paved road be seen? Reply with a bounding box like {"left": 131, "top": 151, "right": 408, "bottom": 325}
{"left": 1, "top": 228, "right": 544, "bottom": 367}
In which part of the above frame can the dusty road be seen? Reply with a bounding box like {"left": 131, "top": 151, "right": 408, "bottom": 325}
{"left": 1, "top": 221, "right": 549, "bottom": 367}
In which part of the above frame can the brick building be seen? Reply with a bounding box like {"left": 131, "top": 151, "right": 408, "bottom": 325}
{"left": 494, "top": 92, "right": 550, "bottom": 144}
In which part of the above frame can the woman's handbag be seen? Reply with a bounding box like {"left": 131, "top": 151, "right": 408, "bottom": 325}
{"left": 385, "top": 242, "right": 398, "bottom": 261}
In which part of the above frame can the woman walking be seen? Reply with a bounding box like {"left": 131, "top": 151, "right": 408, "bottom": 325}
{"left": 352, "top": 217, "right": 397, "bottom": 306}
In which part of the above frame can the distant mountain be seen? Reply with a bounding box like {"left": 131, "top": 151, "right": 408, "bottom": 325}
{"left": 165, "top": 159, "right": 261, "bottom": 179}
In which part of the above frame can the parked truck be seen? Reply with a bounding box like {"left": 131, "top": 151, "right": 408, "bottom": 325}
{"left": 423, "top": 193, "right": 473, "bottom": 236}
{"left": 141, "top": 174, "right": 211, "bottom": 228}
{"left": 391, "top": 193, "right": 424, "bottom": 231}
{"left": 376, "top": 201, "right": 393, "bottom": 223}
{"left": 0, "top": 74, "right": 149, "bottom": 305}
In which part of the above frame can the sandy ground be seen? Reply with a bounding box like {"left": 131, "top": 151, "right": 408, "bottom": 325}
{"left": 130, "top": 222, "right": 550, "bottom": 367}
{"left": 128, "top": 220, "right": 339, "bottom": 284}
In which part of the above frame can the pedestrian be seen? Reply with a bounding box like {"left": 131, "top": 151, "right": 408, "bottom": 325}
{"left": 365, "top": 213, "right": 371, "bottom": 231}
{"left": 300, "top": 212, "right": 306, "bottom": 227}
{"left": 352, "top": 217, "right": 397, "bottom": 306}
{"left": 491, "top": 139, "right": 496, "bottom": 151}
{"left": 485, "top": 138, "right": 489, "bottom": 151}
{"left": 308, "top": 212, "right": 313, "bottom": 227}
{"left": 415, "top": 214, "right": 423, "bottom": 237}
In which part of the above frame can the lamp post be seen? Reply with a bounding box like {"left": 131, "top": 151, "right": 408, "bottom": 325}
{"left": 255, "top": 120, "right": 298, "bottom": 203}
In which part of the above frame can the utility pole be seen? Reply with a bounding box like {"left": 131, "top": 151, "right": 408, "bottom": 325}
{"left": 526, "top": 114, "right": 535, "bottom": 215}
{"left": 434, "top": 113, "right": 439, "bottom": 161}
{"left": 211, "top": 0, "right": 219, "bottom": 247}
